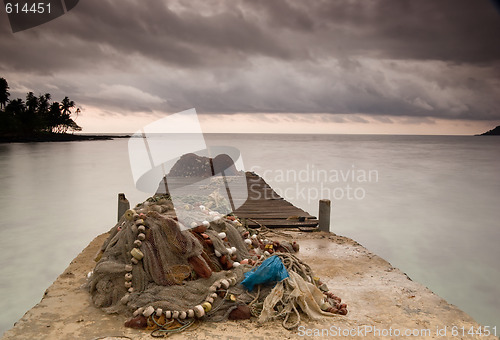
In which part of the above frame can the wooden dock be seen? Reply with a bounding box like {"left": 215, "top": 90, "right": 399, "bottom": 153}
{"left": 234, "top": 172, "right": 319, "bottom": 228}
{"left": 157, "top": 172, "right": 319, "bottom": 229}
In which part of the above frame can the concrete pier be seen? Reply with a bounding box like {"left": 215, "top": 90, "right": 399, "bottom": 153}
{"left": 2, "top": 229, "right": 494, "bottom": 340}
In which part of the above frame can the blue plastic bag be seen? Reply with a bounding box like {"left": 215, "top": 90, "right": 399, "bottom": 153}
{"left": 241, "top": 255, "right": 289, "bottom": 291}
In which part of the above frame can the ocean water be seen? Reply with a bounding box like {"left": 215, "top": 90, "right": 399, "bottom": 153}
{"left": 0, "top": 134, "right": 498, "bottom": 335}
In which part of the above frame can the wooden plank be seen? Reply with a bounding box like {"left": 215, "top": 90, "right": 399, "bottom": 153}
{"left": 244, "top": 219, "right": 319, "bottom": 226}
{"left": 158, "top": 172, "right": 318, "bottom": 229}
{"left": 233, "top": 173, "right": 318, "bottom": 228}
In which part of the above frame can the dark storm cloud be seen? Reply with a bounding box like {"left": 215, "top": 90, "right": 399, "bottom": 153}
{"left": 311, "top": 0, "right": 500, "bottom": 63}
{"left": 0, "top": 0, "right": 499, "bottom": 120}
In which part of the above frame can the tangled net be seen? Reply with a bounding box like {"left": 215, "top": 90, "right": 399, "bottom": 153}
{"left": 87, "top": 194, "right": 347, "bottom": 335}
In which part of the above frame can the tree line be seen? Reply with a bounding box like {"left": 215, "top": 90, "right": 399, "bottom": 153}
{"left": 0, "top": 77, "right": 82, "bottom": 136}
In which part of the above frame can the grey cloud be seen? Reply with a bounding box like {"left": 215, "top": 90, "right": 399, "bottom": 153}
{"left": 311, "top": 0, "right": 500, "bottom": 63}
{"left": 0, "top": 0, "right": 499, "bottom": 121}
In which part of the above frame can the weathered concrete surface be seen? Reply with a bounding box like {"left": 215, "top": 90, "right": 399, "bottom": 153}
{"left": 2, "top": 230, "right": 496, "bottom": 340}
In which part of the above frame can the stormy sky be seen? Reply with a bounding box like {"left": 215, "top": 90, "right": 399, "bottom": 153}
{"left": 1, "top": 0, "right": 499, "bottom": 133}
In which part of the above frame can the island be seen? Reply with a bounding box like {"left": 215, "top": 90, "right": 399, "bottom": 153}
{"left": 0, "top": 77, "right": 130, "bottom": 143}
{"left": 477, "top": 126, "right": 500, "bottom": 136}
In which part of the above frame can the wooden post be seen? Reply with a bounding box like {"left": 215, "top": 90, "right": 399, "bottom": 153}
{"left": 318, "top": 199, "right": 331, "bottom": 232}
{"left": 118, "top": 193, "right": 130, "bottom": 222}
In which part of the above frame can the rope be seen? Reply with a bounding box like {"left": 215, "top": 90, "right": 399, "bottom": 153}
{"left": 151, "top": 314, "right": 176, "bottom": 329}
{"left": 208, "top": 305, "right": 238, "bottom": 322}
{"left": 150, "top": 318, "right": 196, "bottom": 338}
{"left": 275, "top": 253, "right": 315, "bottom": 284}
{"left": 282, "top": 304, "right": 301, "bottom": 330}
{"left": 248, "top": 284, "right": 263, "bottom": 317}
{"left": 90, "top": 194, "right": 336, "bottom": 332}
{"left": 247, "top": 218, "right": 266, "bottom": 229}
{"left": 206, "top": 288, "right": 229, "bottom": 316}
{"left": 254, "top": 252, "right": 324, "bottom": 329}
{"left": 257, "top": 225, "right": 291, "bottom": 239}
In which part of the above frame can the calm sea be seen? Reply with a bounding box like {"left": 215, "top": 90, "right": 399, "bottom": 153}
{"left": 0, "top": 134, "right": 499, "bottom": 335}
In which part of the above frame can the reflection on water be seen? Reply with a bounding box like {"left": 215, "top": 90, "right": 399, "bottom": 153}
{"left": 0, "top": 134, "right": 499, "bottom": 335}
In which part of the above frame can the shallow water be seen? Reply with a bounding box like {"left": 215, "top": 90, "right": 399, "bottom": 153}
{"left": 0, "top": 134, "right": 498, "bottom": 335}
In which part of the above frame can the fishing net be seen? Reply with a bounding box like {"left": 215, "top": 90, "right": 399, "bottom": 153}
{"left": 87, "top": 194, "right": 347, "bottom": 334}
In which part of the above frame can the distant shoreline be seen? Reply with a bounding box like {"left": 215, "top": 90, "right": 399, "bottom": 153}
{"left": 476, "top": 125, "right": 500, "bottom": 136}
{"left": 0, "top": 133, "right": 130, "bottom": 144}
{"left": 2, "top": 132, "right": 497, "bottom": 143}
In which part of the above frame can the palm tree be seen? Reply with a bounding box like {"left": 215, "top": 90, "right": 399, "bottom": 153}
{"left": 25, "top": 92, "right": 38, "bottom": 112}
{"left": 22, "top": 92, "right": 40, "bottom": 132}
{"left": 48, "top": 101, "right": 61, "bottom": 133}
{"left": 68, "top": 120, "right": 82, "bottom": 133}
{"left": 58, "top": 96, "right": 77, "bottom": 133}
{"left": 38, "top": 93, "right": 51, "bottom": 132}
{"left": 0, "top": 79, "right": 84, "bottom": 136}
{"left": 0, "top": 78, "right": 10, "bottom": 110}
{"left": 60, "top": 96, "right": 75, "bottom": 117}
{"left": 6, "top": 98, "right": 26, "bottom": 116}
